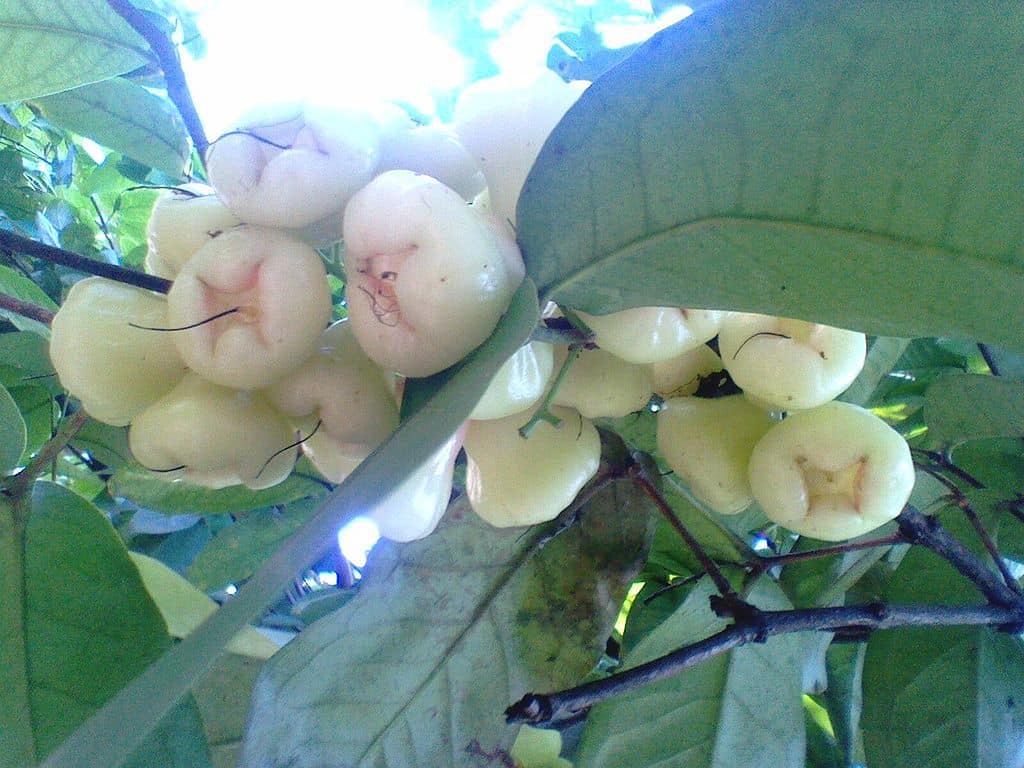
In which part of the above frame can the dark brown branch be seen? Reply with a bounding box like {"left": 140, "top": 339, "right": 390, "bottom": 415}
{"left": 529, "top": 317, "right": 595, "bottom": 346}
{"left": 750, "top": 532, "right": 905, "bottom": 571}
{"left": 978, "top": 343, "right": 1002, "bottom": 376}
{"left": 4, "top": 409, "right": 90, "bottom": 507}
{"left": 0, "top": 292, "right": 56, "bottom": 325}
{"left": 911, "top": 448, "right": 984, "bottom": 489}
{"left": 507, "top": 601, "right": 1023, "bottom": 725}
{"left": 0, "top": 230, "right": 171, "bottom": 293}
{"left": 105, "top": 0, "right": 209, "bottom": 160}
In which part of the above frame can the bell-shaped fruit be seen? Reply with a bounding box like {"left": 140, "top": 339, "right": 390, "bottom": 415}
{"left": 747, "top": 401, "right": 915, "bottom": 541}
{"left": 368, "top": 426, "right": 466, "bottom": 542}
{"left": 265, "top": 320, "right": 399, "bottom": 455}
{"left": 657, "top": 395, "right": 775, "bottom": 515}
{"left": 49, "top": 277, "right": 187, "bottom": 426}
{"left": 128, "top": 374, "right": 296, "bottom": 490}
{"left": 577, "top": 307, "right": 723, "bottom": 364}
{"left": 650, "top": 344, "right": 724, "bottom": 398}
{"left": 167, "top": 226, "right": 332, "bottom": 389}
{"left": 550, "top": 347, "right": 653, "bottom": 419}
{"left": 718, "top": 313, "right": 866, "bottom": 410}
{"left": 343, "top": 170, "right": 524, "bottom": 377}
{"left": 464, "top": 406, "right": 600, "bottom": 527}
{"left": 144, "top": 184, "right": 240, "bottom": 279}
{"left": 470, "top": 341, "right": 554, "bottom": 420}
{"left": 453, "top": 69, "right": 585, "bottom": 224}
{"left": 206, "top": 103, "right": 379, "bottom": 228}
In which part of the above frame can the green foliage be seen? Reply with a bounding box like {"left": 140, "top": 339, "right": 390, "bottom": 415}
{"left": 0, "top": 383, "right": 27, "bottom": 472}
{"left": 924, "top": 373, "right": 1024, "bottom": 444}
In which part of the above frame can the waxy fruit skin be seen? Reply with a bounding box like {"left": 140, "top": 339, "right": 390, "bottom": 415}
{"left": 577, "top": 307, "right": 723, "bottom": 365}
{"left": 50, "top": 277, "right": 187, "bottom": 426}
{"left": 129, "top": 374, "right": 296, "bottom": 490}
{"left": 144, "top": 184, "right": 240, "bottom": 279}
{"left": 718, "top": 313, "right": 866, "bottom": 411}
{"left": 454, "top": 69, "right": 586, "bottom": 225}
{"left": 470, "top": 341, "right": 554, "bottom": 420}
{"left": 368, "top": 426, "right": 466, "bottom": 542}
{"left": 343, "top": 170, "right": 524, "bottom": 377}
{"left": 206, "top": 103, "right": 380, "bottom": 228}
{"left": 747, "top": 401, "right": 915, "bottom": 541}
{"left": 650, "top": 344, "right": 724, "bottom": 398}
{"left": 551, "top": 347, "right": 654, "bottom": 419}
{"left": 167, "top": 226, "right": 332, "bottom": 390}
{"left": 464, "top": 406, "right": 600, "bottom": 527}
{"left": 657, "top": 395, "right": 775, "bottom": 515}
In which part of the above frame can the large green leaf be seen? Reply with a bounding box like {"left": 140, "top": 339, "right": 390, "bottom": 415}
{"left": 519, "top": 1, "right": 1024, "bottom": 350}
{"left": 40, "top": 279, "right": 540, "bottom": 768}
{"left": 0, "top": 0, "right": 148, "bottom": 103}
{"left": 0, "top": 382, "right": 27, "bottom": 473}
{"left": 575, "top": 577, "right": 805, "bottom": 768}
{"left": 0, "top": 264, "right": 58, "bottom": 337}
{"left": 924, "top": 373, "right": 1024, "bottom": 444}
{"left": 0, "top": 482, "right": 210, "bottom": 767}
{"left": 34, "top": 78, "right": 189, "bottom": 177}
{"left": 242, "top": 482, "right": 655, "bottom": 768}
{"left": 862, "top": 511, "right": 1024, "bottom": 767}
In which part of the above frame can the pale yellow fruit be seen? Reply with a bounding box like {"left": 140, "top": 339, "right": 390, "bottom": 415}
{"left": 465, "top": 406, "right": 600, "bottom": 527}
{"left": 657, "top": 395, "right": 775, "bottom": 515}
{"left": 577, "top": 307, "right": 723, "bottom": 364}
{"left": 470, "top": 341, "right": 554, "bottom": 420}
{"left": 343, "top": 170, "right": 524, "bottom": 377}
{"left": 718, "top": 313, "right": 866, "bottom": 410}
{"left": 377, "top": 118, "right": 485, "bottom": 201}
{"left": 454, "top": 69, "right": 586, "bottom": 224}
{"left": 748, "top": 401, "right": 915, "bottom": 541}
{"left": 206, "top": 103, "right": 379, "bottom": 228}
{"left": 265, "top": 320, "right": 399, "bottom": 453}
{"left": 167, "top": 226, "right": 331, "bottom": 389}
{"left": 144, "top": 184, "right": 240, "bottom": 279}
{"left": 49, "top": 277, "right": 187, "bottom": 426}
{"left": 650, "top": 344, "right": 725, "bottom": 398}
{"left": 551, "top": 347, "right": 653, "bottom": 419}
{"left": 128, "top": 374, "right": 296, "bottom": 490}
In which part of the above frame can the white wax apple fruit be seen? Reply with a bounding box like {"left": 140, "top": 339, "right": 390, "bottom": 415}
{"left": 453, "top": 69, "right": 586, "bottom": 224}
{"left": 656, "top": 395, "right": 775, "bottom": 515}
{"left": 265, "top": 320, "right": 399, "bottom": 456}
{"left": 144, "top": 184, "right": 240, "bottom": 279}
{"left": 167, "top": 226, "right": 331, "bottom": 390}
{"left": 747, "top": 401, "right": 915, "bottom": 541}
{"left": 651, "top": 344, "right": 725, "bottom": 398}
{"left": 550, "top": 347, "right": 653, "bottom": 419}
{"left": 464, "top": 406, "right": 600, "bottom": 527}
{"left": 49, "top": 277, "right": 187, "bottom": 426}
{"left": 576, "top": 307, "right": 723, "bottom": 364}
{"left": 367, "top": 426, "right": 466, "bottom": 542}
{"left": 129, "top": 374, "right": 296, "bottom": 490}
{"left": 343, "top": 170, "right": 524, "bottom": 377}
{"left": 470, "top": 341, "right": 554, "bottom": 420}
{"left": 718, "top": 313, "right": 866, "bottom": 410}
{"left": 206, "top": 103, "right": 379, "bottom": 229}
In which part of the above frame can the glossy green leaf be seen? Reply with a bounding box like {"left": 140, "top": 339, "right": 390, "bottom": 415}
{"left": 822, "top": 642, "right": 867, "bottom": 768}
{"left": 519, "top": 1, "right": 1024, "bottom": 350}
{"left": 35, "top": 78, "right": 189, "bottom": 177}
{"left": 9, "top": 384, "right": 55, "bottom": 465}
{"left": 576, "top": 578, "right": 805, "bottom": 768}
{"left": 243, "top": 483, "right": 655, "bottom": 768}
{"left": 950, "top": 439, "right": 1024, "bottom": 497}
{"left": 0, "top": 264, "right": 58, "bottom": 337}
{"left": 108, "top": 463, "right": 327, "bottom": 516}
{"left": 0, "top": 0, "right": 148, "bottom": 103}
{"left": 0, "top": 331, "right": 57, "bottom": 393}
{"left": 0, "top": 382, "right": 27, "bottom": 473}
{"left": 40, "top": 279, "right": 539, "bottom": 768}
{"left": 924, "top": 374, "right": 1024, "bottom": 444}
{"left": 0, "top": 482, "right": 210, "bottom": 767}
{"left": 839, "top": 337, "right": 911, "bottom": 407}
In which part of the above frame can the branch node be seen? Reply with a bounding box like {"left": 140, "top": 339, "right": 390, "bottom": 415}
{"left": 709, "top": 596, "right": 768, "bottom": 641}
{"left": 505, "top": 694, "right": 551, "bottom": 725}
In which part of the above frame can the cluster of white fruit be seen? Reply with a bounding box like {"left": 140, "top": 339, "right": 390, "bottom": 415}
{"left": 48, "top": 68, "right": 914, "bottom": 545}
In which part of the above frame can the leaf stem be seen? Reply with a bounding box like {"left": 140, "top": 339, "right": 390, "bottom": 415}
{"left": 4, "top": 409, "right": 90, "bottom": 511}
{"left": 518, "top": 346, "right": 580, "bottom": 438}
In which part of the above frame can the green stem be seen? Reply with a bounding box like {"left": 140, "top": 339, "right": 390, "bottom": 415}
{"left": 518, "top": 346, "right": 580, "bottom": 438}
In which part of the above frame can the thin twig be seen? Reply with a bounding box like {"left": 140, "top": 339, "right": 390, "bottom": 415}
{"left": 505, "top": 601, "right": 1024, "bottom": 726}
{"left": 0, "top": 292, "right": 56, "bottom": 325}
{"left": 90, "top": 195, "right": 118, "bottom": 254}
{"left": 518, "top": 346, "right": 581, "bottom": 437}
{"left": 0, "top": 230, "right": 171, "bottom": 293}
{"left": 978, "top": 343, "right": 1002, "bottom": 376}
{"left": 749, "top": 532, "right": 905, "bottom": 571}
{"left": 5, "top": 409, "right": 90, "bottom": 508}
{"left": 105, "top": 0, "right": 209, "bottom": 161}
{"left": 911, "top": 448, "right": 984, "bottom": 489}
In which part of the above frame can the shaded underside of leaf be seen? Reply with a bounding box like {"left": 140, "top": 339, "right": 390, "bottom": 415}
{"left": 0, "top": 0, "right": 148, "bottom": 103}
{"left": 519, "top": 0, "right": 1024, "bottom": 350}
{"left": 34, "top": 77, "right": 190, "bottom": 177}
{"left": 924, "top": 373, "right": 1024, "bottom": 444}
{"left": 242, "top": 483, "right": 655, "bottom": 768}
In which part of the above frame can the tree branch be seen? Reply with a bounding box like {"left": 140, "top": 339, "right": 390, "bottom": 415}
{"left": 978, "top": 343, "right": 1002, "bottom": 376}
{"left": 4, "top": 409, "right": 90, "bottom": 509}
{"left": 0, "top": 230, "right": 171, "bottom": 293}
{"left": 105, "top": 0, "right": 209, "bottom": 161}
{"left": 0, "top": 292, "right": 55, "bottom": 325}
{"left": 506, "top": 601, "right": 1024, "bottom": 726}
{"left": 749, "top": 532, "right": 905, "bottom": 571}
